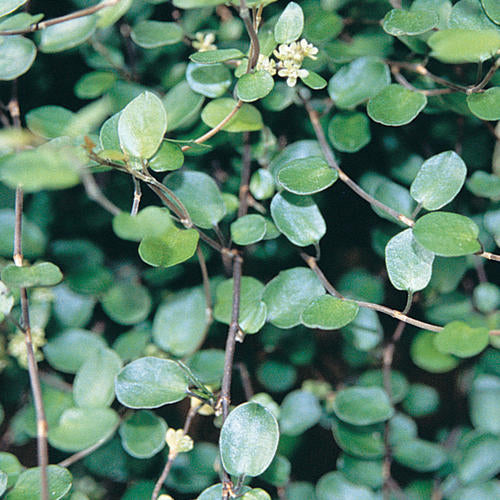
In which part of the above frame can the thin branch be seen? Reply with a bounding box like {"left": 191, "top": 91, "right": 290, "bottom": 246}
{"left": 239, "top": 0, "right": 260, "bottom": 72}
{"left": 131, "top": 176, "right": 142, "bottom": 216}
{"left": 196, "top": 245, "right": 213, "bottom": 324}
{"left": 181, "top": 100, "right": 243, "bottom": 153}
{"left": 0, "top": 0, "right": 121, "bottom": 36}
{"left": 237, "top": 362, "right": 254, "bottom": 400}
{"left": 151, "top": 407, "right": 198, "bottom": 500}
{"left": 303, "top": 97, "right": 415, "bottom": 227}
{"left": 467, "top": 58, "right": 500, "bottom": 93}
{"left": 14, "top": 188, "right": 49, "bottom": 500}
{"left": 238, "top": 132, "right": 252, "bottom": 218}
{"left": 89, "top": 37, "right": 133, "bottom": 81}
{"left": 81, "top": 170, "right": 121, "bottom": 216}
{"left": 391, "top": 67, "right": 456, "bottom": 96}
{"left": 478, "top": 251, "right": 500, "bottom": 262}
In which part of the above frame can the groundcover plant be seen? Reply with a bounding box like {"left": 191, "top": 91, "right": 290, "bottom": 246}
{"left": 0, "top": 0, "right": 499, "bottom": 498}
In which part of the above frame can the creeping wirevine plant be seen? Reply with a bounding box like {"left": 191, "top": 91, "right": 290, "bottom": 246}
{"left": 0, "top": 0, "right": 500, "bottom": 499}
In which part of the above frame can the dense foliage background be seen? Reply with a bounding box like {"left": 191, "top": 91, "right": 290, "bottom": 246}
{"left": 0, "top": 0, "right": 499, "bottom": 499}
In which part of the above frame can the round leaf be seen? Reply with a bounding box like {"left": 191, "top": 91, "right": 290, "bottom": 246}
{"left": 201, "top": 98, "right": 263, "bottom": 132}
{"left": 231, "top": 214, "right": 267, "bottom": 245}
{"left": 482, "top": 0, "right": 500, "bottom": 24}
{"left": 410, "top": 151, "right": 467, "bottom": 210}
{"left": 433, "top": 321, "right": 489, "bottom": 358}
{"left": 152, "top": 287, "right": 208, "bottom": 357}
{"left": 332, "top": 387, "right": 394, "bottom": 426}
{"left": 131, "top": 21, "right": 183, "bottom": 48}
{"left": 279, "top": 390, "right": 322, "bottom": 436}
{"left": 358, "top": 370, "right": 409, "bottom": 404}
{"left": 412, "top": 212, "right": 481, "bottom": 256}
{"left": 118, "top": 91, "right": 167, "bottom": 159}
{"left": 149, "top": 141, "right": 184, "bottom": 172}
{"left": 0, "top": 1, "right": 27, "bottom": 17}
{"left": 301, "top": 295, "right": 359, "bottom": 330}
{"left": 190, "top": 48, "right": 245, "bottom": 64}
{"left": 367, "top": 84, "right": 427, "bottom": 126}
{"left": 75, "top": 71, "right": 117, "bottom": 99}
{"left": 402, "top": 383, "right": 439, "bottom": 417}
{"left": 393, "top": 439, "right": 446, "bottom": 472}
{"left": 274, "top": 2, "right": 304, "bottom": 44}
{"left": 0, "top": 36, "right": 36, "bottom": 81}
{"left": 164, "top": 170, "right": 226, "bottom": 229}
{"left": 39, "top": 16, "right": 96, "bottom": 53}
{"left": 277, "top": 157, "right": 338, "bottom": 195}
{"left": 4, "top": 466, "right": 71, "bottom": 500}
{"left": 263, "top": 267, "right": 325, "bottom": 329}
{"left": 162, "top": 80, "right": 204, "bottom": 131}
{"left": 428, "top": 29, "right": 500, "bottom": 63}
{"left": 328, "top": 57, "right": 390, "bottom": 109}
{"left": 237, "top": 71, "right": 275, "bottom": 102}
{"left": 467, "top": 87, "right": 500, "bottom": 121}
{"left": 470, "top": 375, "right": 500, "bottom": 434}
{"left": 1, "top": 262, "right": 63, "bottom": 288}
{"left": 48, "top": 407, "right": 118, "bottom": 452}
{"left": 186, "top": 62, "right": 232, "bottom": 98}
{"left": 270, "top": 191, "right": 326, "bottom": 247}
{"left": 383, "top": 9, "right": 438, "bottom": 36}
{"left": 385, "top": 228, "right": 434, "bottom": 292}
{"left": 115, "top": 357, "right": 189, "bottom": 409}
{"left": 457, "top": 433, "right": 500, "bottom": 484}
{"left": 316, "top": 471, "right": 375, "bottom": 500}
{"left": 101, "top": 282, "right": 152, "bottom": 325}
{"left": 327, "top": 112, "right": 371, "bottom": 153}
{"left": 220, "top": 402, "right": 279, "bottom": 477}
{"left": 26, "top": 106, "right": 74, "bottom": 139}
{"left": 119, "top": 410, "right": 167, "bottom": 459}
{"left": 331, "top": 418, "right": 385, "bottom": 459}
{"left": 411, "top": 330, "right": 459, "bottom": 373}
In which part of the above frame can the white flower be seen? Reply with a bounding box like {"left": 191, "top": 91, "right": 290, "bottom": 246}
{"left": 193, "top": 32, "right": 217, "bottom": 52}
{"left": 271, "top": 39, "right": 318, "bottom": 86}
{"left": 298, "top": 38, "right": 319, "bottom": 60}
{"left": 256, "top": 54, "right": 277, "bottom": 76}
{"left": 278, "top": 60, "right": 309, "bottom": 87}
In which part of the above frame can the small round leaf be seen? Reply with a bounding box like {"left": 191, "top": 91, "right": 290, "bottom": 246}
{"left": 131, "top": 21, "right": 183, "bottom": 49}
{"left": 237, "top": 71, "right": 275, "bottom": 102}
{"left": 433, "top": 321, "right": 489, "bottom": 358}
{"left": 467, "top": 87, "right": 500, "bottom": 121}
{"left": 231, "top": 214, "right": 267, "bottom": 246}
{"left": 301, "top": 295, "right": 359, "bottom": 330}
{"left": 327, "top": 112, "right": 371, "bottom": 153}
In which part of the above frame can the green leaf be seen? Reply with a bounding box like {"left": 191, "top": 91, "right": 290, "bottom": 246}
{"left": 44, "top": 329, "right": 107, "bottom": 374}
{"left": 201, "top": 98, "right": 263, "bottom": 132}
{"left": 411, "top": 330, "right": 460, "bottom": 373}
{"left": 73, "top": 347, "right": 122, "bottom": 408}
{"left": 450, "top": 0, "right": 498, "bottom": 30}
{"left": 331, "top": 418, "right": 385, "bottom": 458}
{"left": 0, "top": 471, "right": 6, "bottom": 496}
{"left": 112, "top": 326, "right": 150, "bottom": 363}
{"left": 0, "top": 209, "right": 45, "bottom": 259}
{"left": 162, "top": 80, "right": 204, "bottom": 132}
{"left": 96, "top": 0, "right": 133, "bottom": 28}
{"left": 458, "top": 433, "right": 500, "bottom": 484}
{"left": 0, "top": 146, "right": 80, "bottom": 192}
{"left": 149, "top": 141, "right": 184, "bottom": 172}
{"left": 393, "top": 439, "right": 446, "bottom": 472}
{"left": 220, "top": 402, "right": 279, "bottom": 477}
{"left": 119, "top": 411, "right": 167, "bottom": 459}
{"left": 332, "top": 387, "right": 394, "bottom": 426}
{"left": 0, "top": 0, "right": 27, "bottom": 17}
{"left": 337, "top": 454, "right": 383, "bottom": 490}
{"left": 257, "top": 361, "right": 296, "bottom": 393}
{"left": 274, "top": 2, "right": 304, "bottom": 44}
{"left": 101, "top": 282, "right": 152, "bottom": 325}
{"left": 367, "top": 84, "right": 427, "bottom": 126}
{"left": 231, "top": 214, "right": 267, "bottom": 245}
{"left": 237, "top": 71, "right": 275, "bottom": 102}
{"left": 433, "top": 321, "right": 489, "bottom": 358}
{"left": 250, "top": 168, "right": 275, "bottom": 200}
{"left": 328, "top": 57, "right": 390, "bottom": 109}
{"left": 187, "top": 349, "right": 225, "bottom": 387}
{"left": 1, "top": 262, "right": 63, "bottom": 288}
{"left": 467, "top": 87, "right": 500, "bottom": 121}
{"left": 301, "top": 71, "right": 327, "bottom": 90}
{"left": 39, "top": 15, "right": 96, "bottom": 53}
{"left": 190, "top": 48, "right": 245, "bottom": 64}
{"left": 115, "top": 357, "right": 189, "bottom": 408}
{"left": 482, "top": 0, "right": 500, "bottom": 24}
{"left": 358, "top": 370, "right": 409, "bottom": 404}
{"left": 152, "top": 287, "right": 208, "bottom": 356}
{"left": 279, "top": 390, "right": 322, "bottom": 436}
{"left": 301, "top": 295, "right": 359, "bottom": 330}
{"left": 164, "top": 170, "right": 226, "bottom": 229}
{"left": 428, "top": 29, "right": 500, "bottom": 63}
{"left": 327, "top": 112, "right": 371, "bottom": 153}
{"left": 48, "top": 407, "right": 118, "bottom": 452}
{"left": 467, "top": 171, "right": 500, "bottom": 200}
{"left": 402, "top": 383, "right": 439, "bottom": 417}
{"left": 383, "top": 9, "right": 438, "bottom": 36}
{"left": 0, "top": 36, "right": 36, "bottom": 81}
{"left": 75, "top": 71, "right": 117, "bottom": 99}
{"left": 470, "top": 374, "right": 500, "bottom": 434}
{"left": 385, "top": 228, "right": 434, "bottom": 292}
{"left": 131, "top": 21, "right": 183, "bottom": 48}
{"left": 263, "top": 267, "right": 325, "bottom": 328}
{"left": 271, "top": 191, "right": 326, "bottom": 247}
{"left": 118, "top": 91, "right": 167, "bottom": 159}
{"left": 113, "top": 207, "right": 174, "bottom": 242}
{"left": 316, "top": 471, "right": 375, "bottom": 500}
{"left": 0, "top": 453, "right": 19, "bottom": 488}
{"left": 277, "top": 157, "right": 338, "bottom": 195}
{"left": 186, "top": 62, "right": 232, "bottom": 98}
{"left": 410, "top": 151, "right": 467, "bottom": 210}
{"left": 5, "top": 466, "right": 71, "bottom": 500}
{"left": 198, "top": 484, "right": 252, "bottom": 500}
{"left": 412, "top": 212, "right": 481, "bottom": 256}
{"left": 214, "top": 277, "right": 267, "bottom": 334}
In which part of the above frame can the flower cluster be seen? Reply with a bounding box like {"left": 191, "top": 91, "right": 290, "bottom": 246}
{"left": 8, "top": 328, "right": 46, "bottom": 368}
{"left": 193, "top": 32, "right": 217, "bottom": 52}
{"left": 257, "top": 38, "right": 319, "bottom": 87}
{"left": 165, "top": 428, "right": 194, "bottom": 456}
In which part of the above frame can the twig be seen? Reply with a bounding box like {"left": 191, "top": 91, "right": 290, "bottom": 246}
{"left": 303, "top": 97, "right": 415, "bottom": 227}
{"left": 81, "top": 170, "right": 121, "bottom": 216}
{"left": 131, "top": 176, "right": 141, "bottom": 216}
{"left": 196, "top": 245, "right": 213, "bottom": 323}
{"left": 89, "top": 37, "right": 133, "bottom": 81}
{"left": 238, "top": 132, "right": 252, "bottom": 218}
{"left": 0, "top": 0, "right": 121, "bottom": 36}
{"left": 478, "top": 251, "right": 500, "bottom": 262}
{"left": 391, "top": 67, "right": 455, "bottom": 96}
{"left": 467, "top": 58, "right": 500, "bottom": 93}
{"left": 151, "top": 406, "right": 198, "bottom": 500}
{"left": 382, "top": 293, "right": 413, "bottom": 500}
{"left": 237, "top": 362, "right": 254, "bottom": 400}
{"left": 14, "top": 188, "right": 49, "bottom": 500}
{"left": 239, "top": 0, "right": 260, "bottom": 72}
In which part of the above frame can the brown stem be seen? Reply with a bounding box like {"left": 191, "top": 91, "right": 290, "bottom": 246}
{"left": 237, "top": 362, "right": 254, "bottom": 400}
{"left": 0, "top": 0, "right": 121, "bottom": 36}
{"left": 196, "top": 245, "right": 213, "bottom": 323}
{"left": 81, "top": 171, "right": 121, "bottom": 216}
{"left": 238, "top": 132, "right": 252, "bottom": 218}
{"left": 478, "top": 251, "right": 500, "bottom": 262}
{"left": 391, "top": 67, "right": 456, "bottom": 96}
{"left": 131, "top": 176, "right": 142, "bottom": 216}
{"left": 239, "top": 0, "right": 260, "bottom": 72}
{"left": 14, "top": 188, "right": 49, "bottom": 500}
{"left": 303, "top": 98, "right": 415, "bottom": 227}
{"left": 467, "top": 58, "right": 499, "bottom": 93}
{"left": 151, "top": 407, "right": 198, "bottom": 500}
